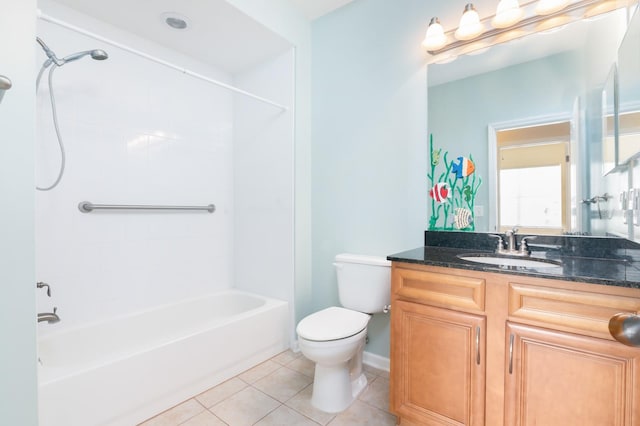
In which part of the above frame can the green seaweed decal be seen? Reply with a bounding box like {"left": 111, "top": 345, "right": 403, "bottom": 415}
{"left": 427, "top": 134, "right": 481, "bottom": 231}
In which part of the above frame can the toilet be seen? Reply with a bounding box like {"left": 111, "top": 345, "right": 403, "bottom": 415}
{"left": 296, "top": 253, "right": 391, "bottom": 413}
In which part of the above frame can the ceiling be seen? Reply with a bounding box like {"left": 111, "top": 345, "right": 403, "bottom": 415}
{"left": 287, "top": 0, "right": 357, "bottom": 20}
{"left": 43, "top": 0, "right": 356, "bottom": 74}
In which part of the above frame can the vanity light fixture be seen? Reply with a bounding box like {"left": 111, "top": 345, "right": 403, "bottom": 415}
{"left": 455, "top": 4, "right": 485, "bottom": 40}
{"left": 535, "top": 0, "right": 570, "bottom": 15}
{"left": 424, "top": 0, "right": 633, "bottom": 62}
{"left": 422, "top": 17, "right": 448, "bottom": 50}
{"left": 492, "top": 0, "right": 525, "bottom": 28}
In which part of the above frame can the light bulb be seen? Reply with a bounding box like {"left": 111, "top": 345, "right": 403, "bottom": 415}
{"left": 492, "top": 0, "right": 524, "bottom": 28}
{"left": 422, "top": 17, "right": 447, "bottom": 51}
{"left": 455, "top": 4, "right": 484, "bottom": 41}
{"left": 535, "top": 0, "right": 570, "bottom": 16}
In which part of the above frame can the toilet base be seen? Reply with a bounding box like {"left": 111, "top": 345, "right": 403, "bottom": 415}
{"left": 351, "top": 372, "right": 367, "bottom": 399}
{"left": 311, "top": 363, "right": 368, "bottom": 413}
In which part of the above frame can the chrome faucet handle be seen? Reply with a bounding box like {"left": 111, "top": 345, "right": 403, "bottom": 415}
{"left": 37, "top": 281, "right": 51, "bottom": 297}
{"left": 488, "top": 234, "right": 505, "bottom": 250}
{"left": 519, "top": 236, "right": 537, "bottom": 255}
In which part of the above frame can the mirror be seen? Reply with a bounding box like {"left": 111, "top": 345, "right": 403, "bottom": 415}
{"left": 428, "top": 8, "right": 629, "bottom": 235}
{"left": 602, "top": 64, "right": 618, "bottom": 175}
{"left": 618, "top": 9, "right": 640, "bottom": 165}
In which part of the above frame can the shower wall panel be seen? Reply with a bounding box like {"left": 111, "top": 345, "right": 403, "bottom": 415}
{"left": 233, "top": 49, "right": 295, "bottom": 341}
{"left": 36, "top": 4, "right": 235, "bottom": 333}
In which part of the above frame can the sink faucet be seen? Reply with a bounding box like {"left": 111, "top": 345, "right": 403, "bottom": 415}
{"left": 490, "top": 228, "right": 536, "bottom": 257}
{"left": 38, "top": 307, "right": 60, "bottom": 324}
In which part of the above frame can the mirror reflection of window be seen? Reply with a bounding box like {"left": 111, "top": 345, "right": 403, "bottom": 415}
{"left": 497, "top": 121, "right": 571, "bottom": 235}
{"left": 618, "top": 111, "right": 640, "bottom": 163}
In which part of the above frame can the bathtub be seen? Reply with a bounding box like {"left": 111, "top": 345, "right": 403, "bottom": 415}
{"left": 37, "top": 290, "right": 289, "bottom": 426}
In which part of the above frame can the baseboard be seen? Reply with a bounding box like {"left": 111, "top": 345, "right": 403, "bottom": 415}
{"left": 363, "top": 351, "right": 390, "bottom": 372}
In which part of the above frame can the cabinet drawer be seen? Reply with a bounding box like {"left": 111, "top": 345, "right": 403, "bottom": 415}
{"left": 394, "top": 266, "right": 485, "bottom": 312}
{"left": 508, "top": 282, "right": 640, "bottom": 339}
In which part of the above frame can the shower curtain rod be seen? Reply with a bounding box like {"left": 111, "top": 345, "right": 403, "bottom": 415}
{"left": 37, "top": 11, "right": 289, "bottom": 111}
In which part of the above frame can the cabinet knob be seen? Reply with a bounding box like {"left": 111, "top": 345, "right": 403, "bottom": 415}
{"left": 609, "top": 313, "right": 640, "bottom": 347}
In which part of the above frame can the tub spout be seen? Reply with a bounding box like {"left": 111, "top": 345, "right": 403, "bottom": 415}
{"left": 38, "top": 307, "right": 60, "bottom": 324}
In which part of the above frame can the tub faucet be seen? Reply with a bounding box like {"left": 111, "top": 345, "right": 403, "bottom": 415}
{"left": 38, "top": 307, "right": 60, "bottom": 324}
{"left": 37, "top": 281, "right": 51, "bottom": 297}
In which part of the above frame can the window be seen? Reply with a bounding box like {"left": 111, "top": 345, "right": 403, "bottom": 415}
{"left": 497, "top": 122, "right": 570, "bottom": 234}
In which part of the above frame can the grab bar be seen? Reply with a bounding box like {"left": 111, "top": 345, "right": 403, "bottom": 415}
{"left": 78, "top": 201, "right": 215, "bottom": 213}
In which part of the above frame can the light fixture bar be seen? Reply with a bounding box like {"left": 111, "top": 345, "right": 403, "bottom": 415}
{"left": 427, "top": 0, "right": 631, "bottom": 57}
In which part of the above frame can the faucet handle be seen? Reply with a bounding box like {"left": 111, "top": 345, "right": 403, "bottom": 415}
{"left": 519, "top": 236, "right": 537, "bottom": 255}
{"left": 489, "top": 234, "right": 505, "bottom": 250}
{"left": 37, "top": 281, "right": 51, "bottom": 297}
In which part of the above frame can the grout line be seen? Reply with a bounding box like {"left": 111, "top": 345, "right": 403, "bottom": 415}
{"left": 141, "top": 350, "right": 394, "bottom": 425}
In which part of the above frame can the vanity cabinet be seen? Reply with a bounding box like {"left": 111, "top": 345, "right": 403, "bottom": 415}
{"left": 390, "top": 262, "right": 640, "bottom": 426}
{"left": 392, "top": 300, "right": 486, "bottom": 425}
{"left": 505, "top": 322, "right": 640, "bottom": 426}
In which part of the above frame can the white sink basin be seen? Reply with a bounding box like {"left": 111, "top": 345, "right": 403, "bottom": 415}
{"left": 458, "top": 254, "right": 562, "bottom": 268}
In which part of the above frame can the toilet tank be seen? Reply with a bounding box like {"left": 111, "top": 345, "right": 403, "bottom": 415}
{"left": 334, "top": 253, "right": 391, "bottom": 314}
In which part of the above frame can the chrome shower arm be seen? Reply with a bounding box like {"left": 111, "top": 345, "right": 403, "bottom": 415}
{"left": 36, "top": 36, "right": 63, "bottom": 66}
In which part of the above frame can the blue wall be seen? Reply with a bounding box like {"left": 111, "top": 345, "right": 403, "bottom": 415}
{"left": 0, "top": 1, "right": 38, "bottom": 424}
{"left": 310, "top": 0, "right": 429, "bottom": 357}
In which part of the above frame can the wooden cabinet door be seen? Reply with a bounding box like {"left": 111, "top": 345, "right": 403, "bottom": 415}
{"left": 391, "top": 300, "right": 486, "bottom": 426}
{"left": 505, "top": 322, "right": 640, "bottom": 426}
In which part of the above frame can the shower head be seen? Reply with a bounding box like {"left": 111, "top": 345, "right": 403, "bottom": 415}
{"left": 61, "top": 49, "right": 109, "bottom": 64}
{"left": 36, "top": 37, "right": 108, "bottom": 66}
{"left": 90, "top": 50, "right": 109, "bottom": 60}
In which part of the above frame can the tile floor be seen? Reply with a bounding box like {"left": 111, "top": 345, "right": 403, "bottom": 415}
{"left": 139, "top": 350, "right": 396, "bottom": 426}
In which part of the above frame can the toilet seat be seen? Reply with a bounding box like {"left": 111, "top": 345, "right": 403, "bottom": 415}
{"left": 297, "top": 306, "right": 370, "bottom": 342}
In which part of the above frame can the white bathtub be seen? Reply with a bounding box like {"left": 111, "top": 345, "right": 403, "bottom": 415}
{"left": 37, "top": 290, "right": 289, "bottom": 426}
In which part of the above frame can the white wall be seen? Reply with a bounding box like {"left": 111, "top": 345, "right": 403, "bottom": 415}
{"left": 233, "top": 49, "right": 295, "bottom": 340}
{"left": 225, "top": 0, "right": 313, "bottom": 327}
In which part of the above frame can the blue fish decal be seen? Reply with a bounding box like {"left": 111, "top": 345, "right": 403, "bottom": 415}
{"left": 451, "top": 156, "right": 475, "bottom": 179}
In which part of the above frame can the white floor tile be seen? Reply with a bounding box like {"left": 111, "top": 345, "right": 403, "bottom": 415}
{"left": 237, "top": 360, "right": 282, "bottom": 384}
{"left": 253, "top": 366, "right": 313, "bottom": 403}
{"left": 209, "top": 386, "right": 280, "bottom": 425}
{"left": 139, "top": 399, "right": 205, "bottom": 426}
{"left": 179, "top": 410, "right": 226, "bottom": 426}
{"left": 327, "top": 400, "right": 396, "bottom": 426}
{"left": 358, "top": 376, "right": 390, "bottom": 412}
{"left": 285, "top": 384, "right": 336, "bottom": 426}
{"left": 195, "top": 377, "right": 247, "bottom": 408}
{"left": 254, "top": 405, "right": 320, "bottom": 426}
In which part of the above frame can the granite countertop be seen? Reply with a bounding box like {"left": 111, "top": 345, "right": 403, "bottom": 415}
{"left": 387, "top": 231, "right": 640, "bottom": 289}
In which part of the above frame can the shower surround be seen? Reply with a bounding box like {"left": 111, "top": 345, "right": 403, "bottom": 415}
{"left": 35, "top": 1, "right": 295, "bottom": 423}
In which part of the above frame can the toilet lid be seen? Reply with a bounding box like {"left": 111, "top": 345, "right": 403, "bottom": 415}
{"left": 297, "top": 307, "right": 370, "bottom": 341}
